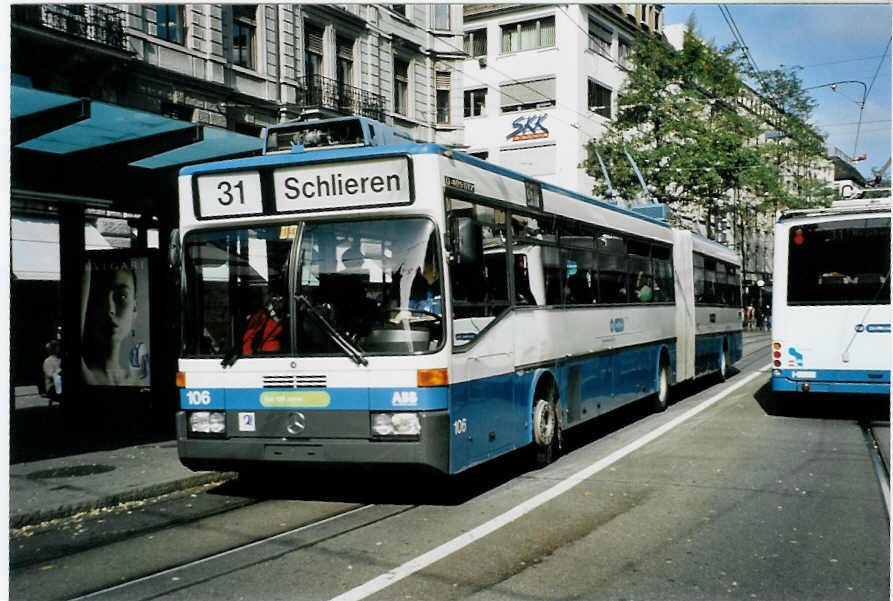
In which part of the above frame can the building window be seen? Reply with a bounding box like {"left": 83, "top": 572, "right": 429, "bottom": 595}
{"left": 463, "top": 28, "right": 487, "bottom": 57}
{"left": 618, "top": 37, "right": 632, "bottom": 68}
{"left": 305, "top": 22, "right": 323, "bottom": 79}
{"left": 436, "top": 71, "right": 451, "bottom": 124}
{"left": 500, "top": 16, "right": 555, "bottom": 54}
{"left": 155, "top": 5, "right": 185, "bottom": 44}
{"left": 588, "top": 80, "right": 611, "bottom": 118}
{"left": 588, "top": 19, "right": 612, "bottom": 56}
{"left": 337, "top": 36, "right": 354, "bottom": 88}
{"left": 161, "top": 101, "right": 192, "bottom": 121}
{"left": 232, "top": 5, "right": 256, "bottom": 69}
{"left": 470, "top": 151, "right": 489, "bottom": 160}
{"left": 433, "top": 5, "right": 449, "bottom": 30}
{"left": 464, "top": 88, "right": 487, "bottom": 117}
{"left": 394, "top": 56, "right": 409, "bottom": 115}
{"left": 500, "top": 77, "right": 555, "bottom": 113}
{"left": 391, "top": 5, "right": 406, "bottom": 18}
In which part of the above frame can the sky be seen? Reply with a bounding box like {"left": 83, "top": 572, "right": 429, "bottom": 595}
{"left": 663, "top": 3, "right": 892, "bottom": 180}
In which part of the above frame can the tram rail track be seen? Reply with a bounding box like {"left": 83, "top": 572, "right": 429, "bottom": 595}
{"left": 861, "top": 421, "right": 890, "bottom": 519}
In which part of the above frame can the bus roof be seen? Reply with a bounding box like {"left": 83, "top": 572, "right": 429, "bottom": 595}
{"left": 180, "top": 141, "right": 679, "bottom": 230}
{"left": 778, "top": 197, "right": 891, "bottom": 222}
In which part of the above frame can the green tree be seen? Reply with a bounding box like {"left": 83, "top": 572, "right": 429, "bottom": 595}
{"left": 746, "top": 66, "right": 834, "bottom": 212}
{"left": 582, "top": 23, "right": 832, "bottom": 242}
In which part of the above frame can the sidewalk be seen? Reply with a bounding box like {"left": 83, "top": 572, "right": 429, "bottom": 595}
{"left": 9, "top": 385, "right": 234, "bottom": 529}
{"left": 10, "top": 440, "right": 234, "bottom": 529}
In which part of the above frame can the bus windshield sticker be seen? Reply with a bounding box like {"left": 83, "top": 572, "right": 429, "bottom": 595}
{"left": 196, "top": 171, "right": 263, "bottom": 218}
{"left": 273, "top": 157, "right": 410, "bottom": 212}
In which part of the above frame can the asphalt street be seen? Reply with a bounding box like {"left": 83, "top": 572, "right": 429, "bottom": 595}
{"left": 10, "top": 336, "right": 890, "bottom": 601}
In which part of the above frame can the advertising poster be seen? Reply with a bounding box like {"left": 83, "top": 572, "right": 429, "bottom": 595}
{"left": 80, "top": 252, "right": 151, "bottom": 387}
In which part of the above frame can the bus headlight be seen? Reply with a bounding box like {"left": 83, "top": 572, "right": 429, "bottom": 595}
{"left": 371, "top": 412, "right": 421, "bottom": 438}
{"left": 189, "top": 411, "right": 226, "bottom": 435}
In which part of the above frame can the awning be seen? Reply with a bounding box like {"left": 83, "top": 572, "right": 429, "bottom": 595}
{"left": 10, "top": 80, "right": 264, "bottom": 213}
{"left": 11, "top": 217, "right": 112, "bottom": 281}
{"left": 130, "top": 126, "right": 266, "bottom": 170}
{"left": 16, "top": 98, "right": 202, "bottom": 156}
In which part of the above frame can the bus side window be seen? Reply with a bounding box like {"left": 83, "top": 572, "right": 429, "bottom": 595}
{"left": 652, "top": 244, "right": 674, "bottom": 302}
{"left": 597, "top": 232, "right": 627, "bottom": 303}
{"left": 693, "top": 253, "right": 706, "bottom": 303}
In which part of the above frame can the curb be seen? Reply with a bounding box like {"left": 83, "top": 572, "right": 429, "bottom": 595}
{"left": 10, "top": 471, "right": 238, "bottom": 529}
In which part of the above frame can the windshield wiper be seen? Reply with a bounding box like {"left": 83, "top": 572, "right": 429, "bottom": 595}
{"left": 295, "top": 295, "right": 369, "bottom": 366}
{"left": 220, "top": 342, "right": 243, "bottom": 368}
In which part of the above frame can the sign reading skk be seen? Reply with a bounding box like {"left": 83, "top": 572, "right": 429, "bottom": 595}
{"left": 507, "top": 114, "right": 549, "bottom": 141}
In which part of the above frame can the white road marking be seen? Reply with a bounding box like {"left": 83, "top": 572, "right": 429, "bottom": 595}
{"left": 330, "top": 367, "right": 770, "bottom": 601}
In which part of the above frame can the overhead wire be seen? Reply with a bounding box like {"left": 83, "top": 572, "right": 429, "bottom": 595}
{"left": 854, "top": 36, "right": 892, "bottom": 154}
{"left": 717, "top": 5, "right": 770, "bottom": 100}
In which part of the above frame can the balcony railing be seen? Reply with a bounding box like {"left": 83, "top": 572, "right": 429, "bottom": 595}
{"left": 296, "top": 75, "right": 385, "bottom": 122}
{"left": 13, "top": 4, "right": 128, "bottom": 51}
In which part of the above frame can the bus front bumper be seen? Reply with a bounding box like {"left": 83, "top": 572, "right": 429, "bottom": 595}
{"left": 176, "top": 411, "right": 451, "bottom": 474}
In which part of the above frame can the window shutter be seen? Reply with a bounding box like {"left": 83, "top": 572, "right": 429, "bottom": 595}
{"left": 306, "top": 24, "right": 323, "bottom": 54}
{"left": 337, "top": 37, "right": 353, "bottom": 60}
{"left": 500, "top": 77, "right": 555, "bottom": 108}
{"left": 436, "top": 71, "right": 451, "bottom": 89}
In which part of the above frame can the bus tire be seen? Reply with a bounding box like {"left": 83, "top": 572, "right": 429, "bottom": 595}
{"left": 532, "top": 385, "right": 560, "bottom": 468}
{"left": 653, "top": 362, "right": 670, "bottom": 412}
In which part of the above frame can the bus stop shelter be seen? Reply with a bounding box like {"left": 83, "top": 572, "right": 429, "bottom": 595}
{"left": 10, "top": 78, "right": 264, "bottom": 437}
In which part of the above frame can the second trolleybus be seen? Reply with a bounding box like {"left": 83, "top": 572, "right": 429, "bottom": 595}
{"left": 771, "top": 197, "right": 890, "bottom": 395}
{"left": 174, "top": 117, "right": 743, "bottom": 475}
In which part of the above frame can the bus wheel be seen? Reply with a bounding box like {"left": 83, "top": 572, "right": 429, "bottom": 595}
{"left": 653, "top": 362, "right": 670, "bottom": 412}
{"left": 532, "top": 387, "right": 560, "bottom": 467}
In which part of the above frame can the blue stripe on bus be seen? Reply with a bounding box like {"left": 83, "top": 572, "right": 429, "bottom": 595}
{"left": 180, "top": 387, "right": 449, "bottom": 411}
{"left": 448, "top": 340, "right": 682, "bottom": 473}
{"left": 694, "top": 331, "right": 743, "bottom": 375}
{"left": 772, "top": 369, "right": 890, "bottom": 395}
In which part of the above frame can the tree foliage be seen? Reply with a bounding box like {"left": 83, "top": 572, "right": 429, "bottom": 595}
{"left": 582, "top": 23, "right": 832, "bottom": 241}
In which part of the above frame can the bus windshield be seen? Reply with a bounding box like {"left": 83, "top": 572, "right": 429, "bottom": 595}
{"left": 182, "top": 218, "right": 444, "bottom": 358}
{"left": 787, "top": 217, "right": 890, "bottom": 305}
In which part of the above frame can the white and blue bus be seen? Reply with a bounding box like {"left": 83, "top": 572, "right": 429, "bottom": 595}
{"left": 174, "top": 117, "right": 742, "bottom": 475}
{"left": 771, "top": 197, "right": 890, "bottom": 395}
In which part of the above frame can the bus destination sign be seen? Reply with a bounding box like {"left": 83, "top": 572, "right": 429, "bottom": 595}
{"left": 196, "top": 171, "right": 263, "bottom": 218}
{"left": 273, "top": 157, "right": 410, "bottom": 212}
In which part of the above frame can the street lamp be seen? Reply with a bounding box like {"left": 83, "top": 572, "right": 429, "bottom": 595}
{"left": 804, "top": 80, "right": 868, "bottom": 158}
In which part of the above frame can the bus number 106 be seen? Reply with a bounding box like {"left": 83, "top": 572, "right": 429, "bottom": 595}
{"left": 186, "top": 390, "right": 212, "bottom": 405}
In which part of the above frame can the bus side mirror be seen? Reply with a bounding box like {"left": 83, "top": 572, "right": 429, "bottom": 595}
{"left": 169, "top": 229, "right": 181, "bottom": 268}
{"left": 453, "top": 217, "right": 482, "bottom": 265}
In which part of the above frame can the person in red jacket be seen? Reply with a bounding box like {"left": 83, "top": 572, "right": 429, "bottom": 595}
{"left": 242, "top": 295, "right": 286, "bottom": 355}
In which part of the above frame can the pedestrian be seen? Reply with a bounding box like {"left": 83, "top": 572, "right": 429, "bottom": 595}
{"left": 42, "top": 340, "right": 62, "bottom": 405}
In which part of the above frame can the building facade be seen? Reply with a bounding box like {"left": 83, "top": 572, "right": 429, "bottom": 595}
{"left": 9, "top": 4, "right": 465, "bottom": 397}
{"left": 460, "top": 4, "right": 665, "bottom": 197}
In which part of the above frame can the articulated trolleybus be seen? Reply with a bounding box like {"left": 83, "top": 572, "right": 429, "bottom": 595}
{"left": 175, "top": 116, "right": 742, "bottom": 475}
{"left": 771, "top": 197, "right": 890, "bottom": 395}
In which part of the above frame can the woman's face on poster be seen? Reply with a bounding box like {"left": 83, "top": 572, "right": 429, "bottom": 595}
{"left": 101, "top": 269, "right": 137, "bottom": 343}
